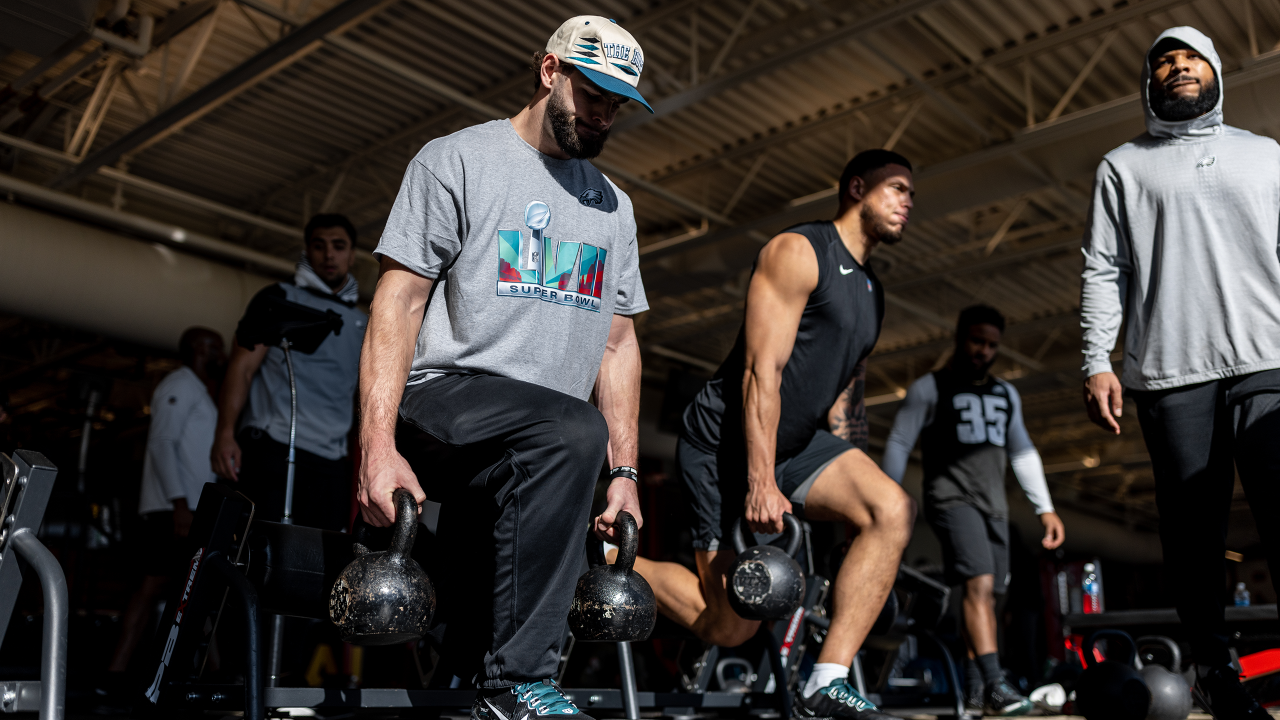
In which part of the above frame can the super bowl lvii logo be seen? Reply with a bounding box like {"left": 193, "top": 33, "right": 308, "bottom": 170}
{"left": 497, "top": 200, "right": 606, "bottom": 312}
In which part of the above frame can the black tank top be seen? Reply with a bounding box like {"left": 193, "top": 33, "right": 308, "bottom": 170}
{"left": 920, "top": 369, "right": 1013, "bottom": 516}
{"left": 683, "top": 221, "right": 885, "bottom": 459}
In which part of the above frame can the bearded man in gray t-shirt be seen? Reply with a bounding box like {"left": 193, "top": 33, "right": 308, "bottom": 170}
{"left": 359, "top": 15, "right": 650, "bottom": 720}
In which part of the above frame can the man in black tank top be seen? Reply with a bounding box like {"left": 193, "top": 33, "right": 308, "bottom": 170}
{"left": 630, "top": 151, "right": 917, "bottom": 720}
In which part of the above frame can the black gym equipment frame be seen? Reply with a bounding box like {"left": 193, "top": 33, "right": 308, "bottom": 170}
{"left": 141, "top": 485, "right": 809, "bottom": 718}
{"left": 138, "top": 483, "right": 261, "bottom": 719}
{"left": 143, "top": 488, "right": 966, "bottom": 719}
{"left": 0, "top": 451, "right": 67, "bottom": 720}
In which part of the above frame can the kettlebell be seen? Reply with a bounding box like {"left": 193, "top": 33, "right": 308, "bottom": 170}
{"left": 328, "top": 489, "right": 435, "bottom": 645}
{"left": 568, "top": 510, "right": 656, "bottom": 642}
{"left": 1076, "top": 629, "right": 1152, "bottom": 720}
{"left": 1137, "top": 636, "right": 1192, "bottom": 720}
{"left": 716, "top": 658, "right": 755, "bottom": 693}
{"left": 727, "top": 514, "right": 806, "bottom": 621}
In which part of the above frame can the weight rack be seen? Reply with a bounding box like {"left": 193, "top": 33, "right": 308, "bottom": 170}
{"left": 0, "top": 451, "right": 67, "bottom": 720}
{"left": 141, "top": 481, "right": 964, "bottom": 719}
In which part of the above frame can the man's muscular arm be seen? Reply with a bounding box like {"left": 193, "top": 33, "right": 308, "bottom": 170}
{"left": 827, "top": 361, "right": 869, "bottom": 451}
{"left": 592, "top": 314, "right": 644, "bottom": 541}
{"left": 357, "top": 257, "right": 434, "bottom": 527}
{"left": 742, "top": 232, "right": 819, "bottom": 534}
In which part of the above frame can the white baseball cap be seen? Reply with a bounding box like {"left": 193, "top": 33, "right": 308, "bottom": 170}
{"left": 546, "top": 16, "right": 653, "bottom": 113}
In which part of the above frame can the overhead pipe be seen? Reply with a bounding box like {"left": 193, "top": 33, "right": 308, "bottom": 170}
{"left": 0, "top": 172, "right": 295, "bottom": 275}
{"left": 105, "top": 0, "right": 132, "bottom": 25}
{"left": 0, "top": 199, "right": 276, "bottom": 349}
{"left": 91, "top": 14, "right": 154, "bottom": 58}
{"left": 0, "top": 134, "right": 381, "bottom": 269}
{"left": 0, "top": 132, "right": 301, "bottom": 238}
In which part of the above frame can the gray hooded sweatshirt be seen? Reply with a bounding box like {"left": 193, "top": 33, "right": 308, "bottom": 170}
{"left": 1080, "top": 27, "right": 1280, "bottom": 390}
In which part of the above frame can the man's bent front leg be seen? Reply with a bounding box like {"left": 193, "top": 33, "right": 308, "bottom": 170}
{"left": 804, "top": 449, "right": 915, "bottom": 666}
{"left": 631, "top": 551, "right": 760, "bottom": 648}
{"left": 963, "top": 574, "right": 998, "bottom": 658}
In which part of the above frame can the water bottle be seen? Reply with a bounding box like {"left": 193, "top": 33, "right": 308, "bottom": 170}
{"left": 1235, "top": 582, "right": 1251, "bottom": 607}
{"left": 1082, "top": 563, "right": 1103, "bottom": 614}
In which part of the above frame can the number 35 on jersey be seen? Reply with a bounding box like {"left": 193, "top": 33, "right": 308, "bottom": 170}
{"left": 952, "top": 393, "right": 1009, "bottom": 446}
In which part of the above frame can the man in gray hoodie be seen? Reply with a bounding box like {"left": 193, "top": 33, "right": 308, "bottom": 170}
{"left": 1081, "top": 27, "right": 1280, "bottom": 720}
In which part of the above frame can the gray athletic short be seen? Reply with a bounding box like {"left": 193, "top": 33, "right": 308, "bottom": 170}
{"left": 677, "top": 429, "right": 855, "bottom": 551}
{"left": 926, "top": 502, "right": 1010, "bottom": 593}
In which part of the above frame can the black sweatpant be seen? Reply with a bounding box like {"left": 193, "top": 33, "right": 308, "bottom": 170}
{"left": 1133, "top": 368, "right": 1280, "bottom": 666}
{"left": 396, "top": 373, "right": 608, "bottom": 689}
{"left": 235, "top": 427, "right": 352, "bottom": 532}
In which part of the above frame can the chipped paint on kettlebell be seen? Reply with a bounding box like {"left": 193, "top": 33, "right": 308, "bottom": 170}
{"left": 732, "top": 559, "right": 772, "bottom": 604}
{"left": 727, "top": 515, "right": 807, "bottom": 620}
{"left": 328, "top": 490, "right": 435, "bottom": 646}
{"left": 568, "top": 511, "right": 656, "bottom": 642}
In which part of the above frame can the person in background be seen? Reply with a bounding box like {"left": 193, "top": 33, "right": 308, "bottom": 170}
{"left": 883, "top": 305, "right": 1063, "bottom": 717}
{"left": 106, "top": 327, "right": 225, "bottom": 677}
{"left": 1080, "top": 27, "right": 1280, "bottom": 720}
{"left": 211, "top": 214, "right": 366, "bottom": 531}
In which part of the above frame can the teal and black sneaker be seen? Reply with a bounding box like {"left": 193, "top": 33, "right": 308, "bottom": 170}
{"left": 964, "top": 680, "right": 986, "bottom": 717}
{"left": 793, "top": 679, "right": 898, "bottom": 720}
{"left": 984, "top": 678, "right": 1033, "bottom": 716}
{"left": 472, "top": 679, "right": 593, "bottom": 720}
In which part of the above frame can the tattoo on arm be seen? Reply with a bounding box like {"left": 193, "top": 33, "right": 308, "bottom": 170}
{"left": 829, "top": 362, "right": 869, "bottom": 450}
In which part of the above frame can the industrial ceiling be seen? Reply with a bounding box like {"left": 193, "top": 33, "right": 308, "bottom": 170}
{"left": 2, "top": 0, "right": 1278, "bottom": 553}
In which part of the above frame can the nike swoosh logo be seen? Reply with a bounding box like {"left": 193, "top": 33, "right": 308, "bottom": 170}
{"left": 839, "top": 265, "right": 854, "bottom": 275}
{"left": 485, "top": 699, "right": 511, "bottom": 720}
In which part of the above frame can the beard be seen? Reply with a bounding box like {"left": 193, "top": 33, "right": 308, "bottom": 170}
{"left": 547, "top": 88, "right": 609, "bottom": 159}
{"left": 1149, "top": 75, "right": 1219, "bottom": 122}
{"left": 968, "top": 354, "right": 996, "bottom": 377}
{"left": 860, "top": 203, "right": 904, "bottom": 245}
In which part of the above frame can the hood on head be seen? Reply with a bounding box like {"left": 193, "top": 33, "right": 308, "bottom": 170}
{"left": 1142, "top": 26, "right": 1223, "bottom": 139}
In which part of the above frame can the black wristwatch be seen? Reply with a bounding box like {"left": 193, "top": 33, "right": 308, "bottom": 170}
{"left": 609, "top": 466, "right": 639, "bottom": 482}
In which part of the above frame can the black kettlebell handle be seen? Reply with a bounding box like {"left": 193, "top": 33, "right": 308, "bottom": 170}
{"left": 388, "top": 489, "right": 419, "bottom": 561}
{"left": 1084, "top": 629, "right": 1139, "bottom": 669}
{"left": 585, "top": 510, "right": 639, "bottom": 572}
{"left": 1136, "top": 635, "right": 1182, "bottom": 672}
{"left": 732, "top": 513, "right": 803, "bottom": 558}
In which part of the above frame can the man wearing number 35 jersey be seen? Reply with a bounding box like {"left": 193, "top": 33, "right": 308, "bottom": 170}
{"left": 883, "top": 305, "right": 1064, "bottom": 717}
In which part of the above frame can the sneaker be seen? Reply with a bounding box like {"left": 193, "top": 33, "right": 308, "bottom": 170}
{"left": 472, "top": 679, "right": 593, "bottom": 720}
{"left": 984, "top": 678, "right": 1033, "bottom": 717}
{"left": 1195, "top": 665, "right": 1270, "bottom": 720}
{"left": 793, "top": 679, "right": 898, "bottom": 720}
{"left": 964, "top": 681, "right": 985, "bottom": 716}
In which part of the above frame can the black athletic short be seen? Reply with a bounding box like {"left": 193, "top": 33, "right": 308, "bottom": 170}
{"left": 925, "top": 502, "right": 1010, "bottom": 593}
{"left": 678, "top": 429, "right": 854, "bottom": 551}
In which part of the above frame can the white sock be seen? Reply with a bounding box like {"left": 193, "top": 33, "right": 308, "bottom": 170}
{"left": 803, "top": 663, "right": 850, "bottom": 697}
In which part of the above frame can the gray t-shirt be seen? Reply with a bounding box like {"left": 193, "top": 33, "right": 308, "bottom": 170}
{"left": 237, "top": 282, "right": 367, "bottom": 460}
{"left": 376, "top": 120, "right": 648, "bottom": 401}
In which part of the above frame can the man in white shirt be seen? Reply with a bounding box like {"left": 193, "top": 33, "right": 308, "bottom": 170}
{"left": 107, "top": 327, "right": 224, "bottom": 676}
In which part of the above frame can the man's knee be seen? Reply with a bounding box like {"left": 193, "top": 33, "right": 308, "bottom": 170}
{"left": 866, "top": 484, "right": 915, "bottom": 547}
{"left": 964, "top": 575, "right": 997, "bottom": 607}
{"left": 545, "top": 398, "right": 610, "bottom": 463}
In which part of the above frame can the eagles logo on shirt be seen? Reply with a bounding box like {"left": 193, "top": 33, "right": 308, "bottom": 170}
{"left": 495, "top": 200, "right": 607, "bottom": 312}
{"left": 579, "top": 188, "right": 604, "bottom": 206}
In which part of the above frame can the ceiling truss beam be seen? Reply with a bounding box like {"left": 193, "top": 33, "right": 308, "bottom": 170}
{"left": 50, "top": 0, "right": 395, "bottom": 190}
